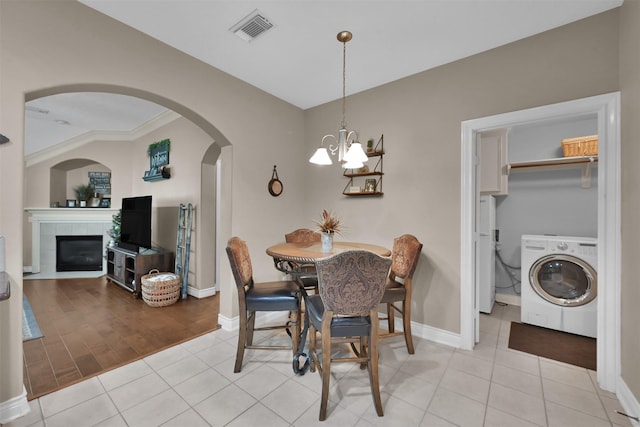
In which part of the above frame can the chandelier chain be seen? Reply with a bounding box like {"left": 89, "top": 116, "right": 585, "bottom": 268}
{"left": 341, "top": 39, "right": 347, "bottom": 129}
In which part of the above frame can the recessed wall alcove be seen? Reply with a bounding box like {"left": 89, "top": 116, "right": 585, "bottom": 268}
{"left": 50, "top": 158, "right": 111, "bottom": 207}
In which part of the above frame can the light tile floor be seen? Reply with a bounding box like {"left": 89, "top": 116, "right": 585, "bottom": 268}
{"left": 4, "top": 303, "right": 633, "bottom": 426}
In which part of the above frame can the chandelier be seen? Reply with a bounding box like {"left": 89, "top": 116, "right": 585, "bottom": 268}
{"left": 309, "top": 31, "right": 368, "bottom": 169}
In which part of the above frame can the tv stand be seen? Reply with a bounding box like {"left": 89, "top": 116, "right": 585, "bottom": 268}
{"left": 106, "top": 246, "right": 174, "bottom": 297}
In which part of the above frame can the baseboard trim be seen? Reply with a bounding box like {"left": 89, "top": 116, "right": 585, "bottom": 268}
{"left": 0, "top": 386, "right": 30, "bottom": 424}
{"left": 187, "top": 285, "right": 216, "bottom": 299}
{"left": 218, "top": 313, "right": 238, "bottom": 331}
{"left": 410, "top": 319, "right": 461, "bottom": 348}
{"left": 617, "top": 377, "right": 640, "bottom": 427}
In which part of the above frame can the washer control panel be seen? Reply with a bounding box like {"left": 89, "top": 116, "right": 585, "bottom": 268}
{"left": 522, "top": 235, "right": 597, "bottom": 257}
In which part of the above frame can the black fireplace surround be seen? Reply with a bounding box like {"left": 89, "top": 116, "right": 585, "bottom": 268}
{"left": 56, "top": 235, "right": 103, "bottom": 272}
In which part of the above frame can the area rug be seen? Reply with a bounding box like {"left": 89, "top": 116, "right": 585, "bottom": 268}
{"left": 508, "top": 322, "right": 596, "bottom": 370}
{"left": 23, "top": 297, "right": 43, "bottom": 341}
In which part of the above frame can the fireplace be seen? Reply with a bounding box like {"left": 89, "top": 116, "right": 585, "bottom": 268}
{"left": 56, "top": 235, "right": 103, "bottom": 272}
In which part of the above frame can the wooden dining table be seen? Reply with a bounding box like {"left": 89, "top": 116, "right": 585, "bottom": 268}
{"left": 266, "top": 241, "right": 391, "bottom": 265}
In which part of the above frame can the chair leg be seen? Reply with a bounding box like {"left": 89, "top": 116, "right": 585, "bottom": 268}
{"left": 246, "top": 310, "right": 256, "bottom": 346}
{"left": 291, "top": 308, "right": 301, "bottom": 355}
{"left": 234, "top": 310, "right": 248, "bottom": 373}
{"left": 368, "top": 310, "right": 384, "bottom": 417}
{"left": 309, "top": 324, "right": 317, "bottom": 373}
{"left": 359, "top": 336, "right": 368, "bottom": 370}
{"left": 386, "top": 302, "right": 395, "bottom": 333}
{"left": 319, "top": 312, "right": 333, "bottom": 421}
{"left": 402, "top": 299, "right": 415, "bottom": 354}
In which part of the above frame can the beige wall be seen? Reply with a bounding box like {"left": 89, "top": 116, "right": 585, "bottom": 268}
{"left": 2, "top": 0, "right": 640, "bottom": 417}
{"left": 619, "top": 0, "right": 640, "bottom": 402}
{"left": 304, "top": 10, "right": 620, "bottom": 332}
{"left": 0, "top": 0, "right": 305, "bottom": 411}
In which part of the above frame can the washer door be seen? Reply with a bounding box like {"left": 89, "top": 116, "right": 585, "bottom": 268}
{"left": 529, "top": 254, "right": 597, "bottom": 307}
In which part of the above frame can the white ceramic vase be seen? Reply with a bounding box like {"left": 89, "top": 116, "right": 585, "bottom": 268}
{"left": 321, "top": 232, "right": 333, "bottom": 252}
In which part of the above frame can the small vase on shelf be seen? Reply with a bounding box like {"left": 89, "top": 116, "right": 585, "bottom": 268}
{"left": 321, "top": 232, "right": 333, "bottom": 252}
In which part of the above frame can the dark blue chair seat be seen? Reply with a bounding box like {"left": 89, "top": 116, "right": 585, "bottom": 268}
{"left": 245, "top": 281, "right": 300, "bottom": 311}
{"left": 306, "top": 295, "right": 371, "bottom": 337}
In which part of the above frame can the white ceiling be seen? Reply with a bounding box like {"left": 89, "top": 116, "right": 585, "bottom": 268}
{"left": 25, "top": 0, "right": 622, "bottom": 156}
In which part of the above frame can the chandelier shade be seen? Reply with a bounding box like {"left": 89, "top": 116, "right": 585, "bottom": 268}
{"left": 309, "top": 147, "right": 332, "bottom": 165}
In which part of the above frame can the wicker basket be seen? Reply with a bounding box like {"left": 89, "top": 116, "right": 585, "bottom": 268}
{"left": 561, "top": 135, "right": 598, "bottom": 157}
{"left": 141, "top": 269, "right": 181, "bottom": 307}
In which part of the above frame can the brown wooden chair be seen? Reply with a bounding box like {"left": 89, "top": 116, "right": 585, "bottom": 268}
{"left": 226, "top": 237, "right": 301, "bottom": 373}
{"left": 306, "top": 250, "right": 392, "bottom": 421}
{"left": 379, "top": 234, "right": 423, "bottom": 354}
{"left": 284, "top": 228, "right": 321, "bottom": 293}
{"left": 285, "top": 228, "right": 321, "bottom": 244}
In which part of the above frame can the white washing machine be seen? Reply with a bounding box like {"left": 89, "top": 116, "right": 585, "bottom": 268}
{"left": 521, "top": 235, "right": 597, "bottom": 338}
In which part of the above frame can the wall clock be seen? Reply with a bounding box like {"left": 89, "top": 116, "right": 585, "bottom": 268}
{"left": 268, "top": 165, "right": 283, "bottom": 197}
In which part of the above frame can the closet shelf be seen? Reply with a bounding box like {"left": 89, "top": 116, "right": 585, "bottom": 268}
{"left": 507, "top": 156, "right": 597, "bottom": 174}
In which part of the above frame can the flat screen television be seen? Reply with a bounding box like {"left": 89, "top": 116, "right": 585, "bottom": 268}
{"left": 119, "top": 195, "right": 152, "bottom": 253}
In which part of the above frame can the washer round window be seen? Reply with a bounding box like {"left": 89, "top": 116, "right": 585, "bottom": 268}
{"left": 529, "top": 254, "right": 597, "bottom": 307}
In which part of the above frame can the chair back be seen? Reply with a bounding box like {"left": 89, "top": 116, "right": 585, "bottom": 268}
{"left": 285, "top": 228, "right": 321, "bottom": 244}
{"left": 390, "top": 234, "right": 423, "bottom": 279}
{"left": 226, "top": 237, "right": 254, "bottom": 289}
{"left": 315, "top": 250, "right": 391, "bottom": 316}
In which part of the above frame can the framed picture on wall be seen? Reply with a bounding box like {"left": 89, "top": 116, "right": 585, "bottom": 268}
{"left": 365, "top": 179, "right": 376, "bottom": 192}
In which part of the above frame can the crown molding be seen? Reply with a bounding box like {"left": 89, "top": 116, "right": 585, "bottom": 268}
{"left": 25, "top": 110, "right": 181, "bottom": 167}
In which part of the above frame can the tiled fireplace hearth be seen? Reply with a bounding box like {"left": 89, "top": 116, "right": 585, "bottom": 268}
{"left": 26, "top": 208, "right": 120, "bottom": 277}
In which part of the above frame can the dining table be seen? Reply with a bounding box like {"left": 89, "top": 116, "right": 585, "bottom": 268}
{"left": 266, "top": 241, "right": 391, "bottom": 265}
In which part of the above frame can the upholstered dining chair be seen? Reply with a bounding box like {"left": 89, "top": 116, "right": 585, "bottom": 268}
{"left": 284, "top": 228, "right": 321, "bottom": 293}
{"left": 379, "top": 234, "right": 423, "bottom": 354}
{"left": 306, "top": 250, "right": 392, "bottom": 421}
{"left": 226, "top": 237, "right": 301, "bottom": 373}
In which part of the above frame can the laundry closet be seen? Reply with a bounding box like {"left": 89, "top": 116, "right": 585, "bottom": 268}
{"left": 478, "top": 114, "right": 598, "bottom": 336}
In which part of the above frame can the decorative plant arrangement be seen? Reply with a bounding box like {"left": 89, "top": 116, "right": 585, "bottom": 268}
{"left": 315, "top": 209, "right": 342, "bottom": 235}
{"left": 315, "top": 210, "right": 342, "bottom": 252}
{"left": 147, "top": 138, "right": 170, "bottom": 156}
{"left": 73, "top": 183, "right": 95, "bottom": 206}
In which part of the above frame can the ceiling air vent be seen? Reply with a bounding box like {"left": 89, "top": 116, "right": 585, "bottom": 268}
{"left": 230, "top": 9, "right": 274, "bottom": 42}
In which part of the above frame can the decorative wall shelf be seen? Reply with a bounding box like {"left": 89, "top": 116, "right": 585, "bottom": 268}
{"left": 142, "top": 168, "right": 170, "bottom": 182}
{"left": 507, "top": 155, "right": 597, "bottom": 173}
{"left": 508, "top": 155, "right": 598, "bottom": 188}
{"left": 343, "top": 135, "right": 384, "bottom": 196}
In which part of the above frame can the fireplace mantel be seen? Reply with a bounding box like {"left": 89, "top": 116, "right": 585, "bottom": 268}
{"left": 26, "top": 208, "right": 120, "bottom": 222}
{"left": 26, "top": 208, "right": 120, "bottom": 275}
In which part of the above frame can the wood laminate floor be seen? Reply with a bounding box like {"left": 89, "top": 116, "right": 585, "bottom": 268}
{"left": 22, "top": 276, "right": 219, "bottom": 401}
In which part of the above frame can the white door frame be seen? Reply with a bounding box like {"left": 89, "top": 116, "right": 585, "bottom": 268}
{"left": 460, "top": 92, "right": 620, "bottom": 392}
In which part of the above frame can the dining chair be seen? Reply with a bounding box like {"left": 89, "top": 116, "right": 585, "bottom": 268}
{"left": 306, "top": 250, "right": 392, "bottom": 421}
{"left": 226, "top": 236, "right": 301, "bottom": 373}
{"left": 284, "top": 228, "right": 321, "bottom": 293}
{"left": 379, "top": 234, "right": 423, "bottom": 354}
